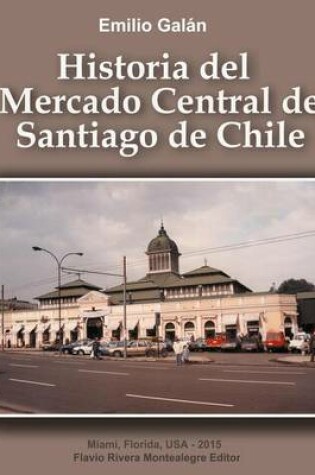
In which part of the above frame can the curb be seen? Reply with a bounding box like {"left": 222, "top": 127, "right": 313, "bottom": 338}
{"left": 272, "top": 358, "right": 315, "bottom": 368}
{"left": 101, "top": 356, "right": 215, "bottom": 364}
{"left": 0, "top": 403, "right": 34, "bottom": 414}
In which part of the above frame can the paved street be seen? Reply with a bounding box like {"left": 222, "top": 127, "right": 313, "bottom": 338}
{"left": 0, "top": 351, "right": 314, "bottom": 414}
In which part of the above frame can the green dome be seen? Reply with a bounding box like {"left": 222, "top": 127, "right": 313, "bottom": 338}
{"left": 147, "top": 224, "right": 179, "bottom": 254}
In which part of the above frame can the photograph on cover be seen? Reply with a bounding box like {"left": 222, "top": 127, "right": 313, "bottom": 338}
{"left": 0, "top": 179, "right": 315, "bottom": 415}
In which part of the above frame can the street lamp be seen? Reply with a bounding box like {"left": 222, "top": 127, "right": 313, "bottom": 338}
{"left": 32, "top": 247, "right": 83, "bottom": 345}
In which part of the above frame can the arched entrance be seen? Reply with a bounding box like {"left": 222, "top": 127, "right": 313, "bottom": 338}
{"left": 56, "top": 327, "right": 64, "bottom": 344}
{"left": 284, "top": 316, "right": 293, "bottom": 339}
{"left": 246, "top": 320, "right": 260, "bottom": 337}
{"left": 165, "top": 322, "right": 176, "bottom": 341}
{"left": 112, "top": 322, "right": 121, "bottom": 341}
{"left": 6, "top": 330, "right": 11, "bottom": 348}
{"left": 146, "top": 325, "right": 156, "bottom": 338}
{"left": 86, "top": 317, "right": 103, "bottom": 339}
{"left": 17, "top": 327, "right": 25, "bottom": 347}
{"left": 29, "top": 327, "right": 37, "bottom": 348}
{"left": 70, "top": 326, "right": 79, "bottom": 343}
{"left": 42, "top": 326, "right": 50, "bottom": 343}
{"left": 204, "top": 320, "right": 215, "bottom": 338}
{"left": 184, "top": 321, "right": 195, "bottom": 340}
{"left": 129, "top": 322, "right": 139, "bottom": 340}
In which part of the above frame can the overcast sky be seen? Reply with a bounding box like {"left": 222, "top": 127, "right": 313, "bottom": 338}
{"left": 1, "top": 180, "right": 315, "bottom": 301}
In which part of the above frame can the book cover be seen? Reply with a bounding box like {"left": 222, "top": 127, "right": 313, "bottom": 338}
{"left": 0, "top": 1, "right": 314, "bottom": 474}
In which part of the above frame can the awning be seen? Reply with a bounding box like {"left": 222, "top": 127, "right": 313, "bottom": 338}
{"left": 106, "top": 318, "right": 122, "bottom": 330}
{"left": 242, "top": 314, "right": 260, "bottom": 323}
{"left": 24, "top": 322, "right": 38, "bottom": 332}
{"left": 64, "top": 321, "right": 79, "bottom": 331}
{"left": 12, "top": 323, "right": 24, "bottom": 332}
{"left": 50, "top": 322, "right": 63, "bottom": 332}
{"left": 126, "top": 318, "right": 139, "bottom": 331}
{"left": 142, "top": 317, "right": 156, "bottom": 329}
{"left": 221, "top": 315, "right": 238, "bottom": 325}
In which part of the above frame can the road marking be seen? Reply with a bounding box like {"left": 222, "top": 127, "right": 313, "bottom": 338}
{"left": 126, "top": 393, "right": 234, "bottom": 408}
{"left": 9, "top": 378, "right": 56, "bottom": 387}
{"left": 213, "top": 364, "right": 310, "bottom": 371}
{"left": 120, "top": 364, "right": 170, "bottom": 370}
{"left": 54, "top": 361, "right": 85, "bottom": 365}
{"left": 213, "top": 365, "right": 286, "bottom": 370}
{"left": 78, "top": 369, "right": 129, "bottom": 376}
{"left": 10, "top": 364, "right": 39, "bottom": 369}
{"left": 199, "top": 378, "right": 295, "bottom": 386}
{"left": 9, "top": 357, "right": 35, "bottom": 362}
{"left": 223, "top": 370, "right": 306, "bottom": 375}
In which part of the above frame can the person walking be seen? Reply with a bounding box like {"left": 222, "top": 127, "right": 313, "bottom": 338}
{"left": 92, "top": 337, "right": 101, "bottom": 360}
{"left": 309, "top": 330, "right": 315, "bottom": 362}
{"left": 173, "top": 337, "right": 184, "bottom": 366}
{"left": 182, "top": 342, "right": 190, "bottom": 364}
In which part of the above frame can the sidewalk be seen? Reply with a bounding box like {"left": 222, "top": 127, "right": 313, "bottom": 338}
{"left": 0, "top": 403, "right": 33, "bottom": 414}
{"left": 274, "top": 354, "right": 315, "bottom": 367}
{"left": 3, "top": 348, "right": 315, "bottom": 367}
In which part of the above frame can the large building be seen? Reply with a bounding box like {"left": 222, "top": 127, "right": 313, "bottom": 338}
{"left": 3, "top": 224, "right": 299, "bottom": 347}
{"left": 4, "top": 279, "right": 102, "bottom": 348}
{"left": 103, "top": 223, "right": 298, "bottom": 342}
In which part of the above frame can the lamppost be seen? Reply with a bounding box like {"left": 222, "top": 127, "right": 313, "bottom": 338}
{"left": 1, "top": 285, "right": 4, "bottom": 352}
{"left": 32, "top": 247, "right": 83, "bottom": 345}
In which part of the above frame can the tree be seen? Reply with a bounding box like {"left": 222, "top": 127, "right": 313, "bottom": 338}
{"left": 277, "top": 278, "right": 315, "bottom": 294}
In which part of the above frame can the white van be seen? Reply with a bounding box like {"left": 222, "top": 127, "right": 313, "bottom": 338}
{"left": 288, "top": 333, "right": 310, "bottom": 353}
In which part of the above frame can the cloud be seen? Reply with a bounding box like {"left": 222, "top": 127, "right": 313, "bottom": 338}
{"left": 1, "top": 180, "right": 315, "bottom": 300}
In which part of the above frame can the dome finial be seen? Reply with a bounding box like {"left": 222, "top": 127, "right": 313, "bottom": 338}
{"left": 159, "top": 217, "right": 166, "bottom": 235}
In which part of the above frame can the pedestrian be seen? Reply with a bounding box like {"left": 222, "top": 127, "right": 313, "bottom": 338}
{"left": 173, "top": 337, "right": 184, "bottom": 366}
{"left": 182, "top": 343, "right": 190, "bottom": 364}
{"left": 309, "top": 330, "right": 315, "bottom": 362}
{"left": 92, "top": 337, "right": 101, "bottom": 360}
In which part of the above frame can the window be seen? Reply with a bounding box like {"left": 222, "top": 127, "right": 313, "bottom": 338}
{"left": 204, "top": 320, "right": 215, "bottom": 338}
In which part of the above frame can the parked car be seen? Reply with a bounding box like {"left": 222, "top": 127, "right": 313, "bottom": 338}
{"left": 289, "top": 333, "right": 310, "bottom": 353}
{"left": 41, "top": 341, "right": 60, "bottom": 351}
{"left": 103, "top": 340, "right": 167, "bottom": 358}
{"left": 129, "top": 340, "right": 167, "bottom": 357}
{"left": 221, "top": 337, "right": 241, "bottom": 352}
{"left": 72, "top": 341, "right": 94, "bottom": 355}
{"left": 188, "top": 338, "right": 208, "bottom": 352}
{"left": 61, "top": 339, "right": 92, "bottom": 354}
{"left": 206, "top": 334, "right": 227, "bottom": 351}
{"left": 240, "top": 336, "right": 264, "bottom": 352}
{"left": 99, "top": 341, "right": 126, "bottom": 357}
{"left": 264, "top": 332, "right": 289, "bottom": 352}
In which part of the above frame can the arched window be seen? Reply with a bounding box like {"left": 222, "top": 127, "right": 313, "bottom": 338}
{"left": 204, "top": 320, "right": 215, "bottom": 338}
{"left": 184, "top": 321, "right": 195, "bottom": 339}
{"left": 17, "top": 327, "right": 25, "bottom": 348}
{"left": 165, "top": 322, "right": 176, "bottom": 341}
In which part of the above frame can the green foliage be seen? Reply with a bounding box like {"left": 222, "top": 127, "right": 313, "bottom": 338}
{"left": 277, "top": 278, "right": 315, "bottom": 294}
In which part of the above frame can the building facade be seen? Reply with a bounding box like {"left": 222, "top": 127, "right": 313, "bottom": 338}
{"left": 4, "top": 224, "right": 299, "bottom": 347}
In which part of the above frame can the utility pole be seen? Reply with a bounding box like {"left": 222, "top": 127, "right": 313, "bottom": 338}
{"left": 155, "top": 312, "right": 161, "bottom": 359}
{"left": 63, "top": 259, "right": 128, "bottom": 358}
{"left": 1, "top": 285, "right": 5, "bottom": 352}
{"left": 123, "top": 256, "right": 127, "bottom": 359}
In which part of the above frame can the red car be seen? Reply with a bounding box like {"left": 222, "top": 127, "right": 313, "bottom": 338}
{"left": 264, "top": 332, "right": 288, "bottom": 352}
{"left": 206, "top": 334, "right": 227, "bottom": 351}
